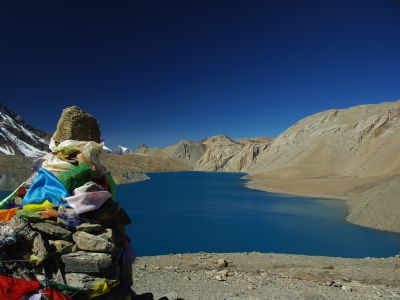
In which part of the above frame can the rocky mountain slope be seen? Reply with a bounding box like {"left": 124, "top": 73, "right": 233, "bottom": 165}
{"left": 134, "top": 136, "right": 272, "bottom": 171}
{"left": 0, "top": 103, "right": 50, "bottom": 156}
{"left": 247, "top": 101, "right": 400, "bottom": 178}
{"left": 0, "top": 155, "right": 35, "bottom": 191}
{"left": 136, "top": 140, "right": 206, "bottom": 167}
{"left": 133, "top": 99, "right": 399, "bottom": 179}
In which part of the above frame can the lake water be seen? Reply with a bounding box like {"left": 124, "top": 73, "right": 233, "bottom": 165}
{"left": 117, "top": 172, "right": 400, "bottom": 258}
{"left": 1, "top": 172, "right": 399, "bottom": 258}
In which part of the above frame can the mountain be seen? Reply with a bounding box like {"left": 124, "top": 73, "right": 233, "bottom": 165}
{"left": 163, "top": 140, "right": 206, "bottom": 167}
{"left": 102, "top": 144, "right": 112, "bottom": 153}
{"left": 134, "top": 136, "right": 272, "bottom": 171}
{"left": 247, "top": 101, "right": 400, "bottom": 178}
{"left": 196, "top": 135, "right": 272, "bottom": 171}
{"left": 0, "top": 103, "right": 50, "bottom": 157}
{"left": 112, "top": 145, "right": 131, "bottom": 155}
{"left": 135, "top": 140, "right": 206, "bottom": 167}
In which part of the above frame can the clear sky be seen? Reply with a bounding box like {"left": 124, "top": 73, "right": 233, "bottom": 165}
{"left": 0, "top": 0, "right": 399, "bottom": 149}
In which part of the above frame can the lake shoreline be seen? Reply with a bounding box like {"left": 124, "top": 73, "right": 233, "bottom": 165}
{"left": 132, "top": 252, "right": 400, "bottom": 299}
{"left": 244, "top": 173, "right": 400, "bottom": 234}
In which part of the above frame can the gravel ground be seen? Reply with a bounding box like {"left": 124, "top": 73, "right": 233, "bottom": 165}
{"left": 132, "top": 252, "right": 400, "bottom": 300}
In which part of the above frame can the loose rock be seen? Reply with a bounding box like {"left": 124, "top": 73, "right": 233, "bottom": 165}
{"left": 341, "top": 285, "right": 352, "bottom": 292}
{"left": 217, "top": 258, "right": 228, "bottom": 268}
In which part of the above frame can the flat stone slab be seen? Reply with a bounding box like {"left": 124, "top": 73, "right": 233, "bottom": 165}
{"left": 76, "top": 223, "right": 104, "bottom": 234}
{"left": 31, "top": 221, "right": 72, "bottom": 240}
{"left": 61, "top": 251, "right": 112, "bottom": 273}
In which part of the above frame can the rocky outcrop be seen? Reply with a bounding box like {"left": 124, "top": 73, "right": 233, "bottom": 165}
{"left": 135, "top": 140, "right": 206, "bottom": 167}
{"left": 196, "top": 135, "right": 243, "bottom": 171}
{"left": 222, "top": 141, "right": 271, "bottom": 172}
{"left": 163, "top": 140, "right": 206, "bottom": 167}
{"left": 195, "top": 135, "right": 272, "bottom": 171}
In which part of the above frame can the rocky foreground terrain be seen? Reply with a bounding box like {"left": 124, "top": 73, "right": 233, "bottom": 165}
{"left": 133, "top": 252, "right": 400, "bottom": 300}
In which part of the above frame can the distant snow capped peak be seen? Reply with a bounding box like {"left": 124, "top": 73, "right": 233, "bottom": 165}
{"left": 112, "top": 145, "right": 131, "bottom": 155}
{"left": 0, "top": 102, "right": 50, "bottom": 157}
{"left": 102, "top": 144, "right": 112, "bottom": 153}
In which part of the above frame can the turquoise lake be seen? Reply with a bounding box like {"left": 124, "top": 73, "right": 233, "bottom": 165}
{"left": 117, "top": 172, "right": 400, "bottom": 258}
{"left": 2, "top": 172, "right": 399, "bottom": 258}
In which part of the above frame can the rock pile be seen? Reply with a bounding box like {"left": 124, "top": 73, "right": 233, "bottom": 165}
{"left": 0, "top": 107, "right": 135, "bottom": 299}
{"left": 52, "top": 106, "right": 101, "bottom": 144}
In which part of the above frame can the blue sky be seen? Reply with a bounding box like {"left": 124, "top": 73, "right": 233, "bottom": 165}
{"left": 0, "top": 0, "right": 399, "bottom": 148}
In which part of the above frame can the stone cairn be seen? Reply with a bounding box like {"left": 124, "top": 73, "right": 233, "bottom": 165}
{"left": 0, "top": 107, "right": 137, "bottom": 299}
